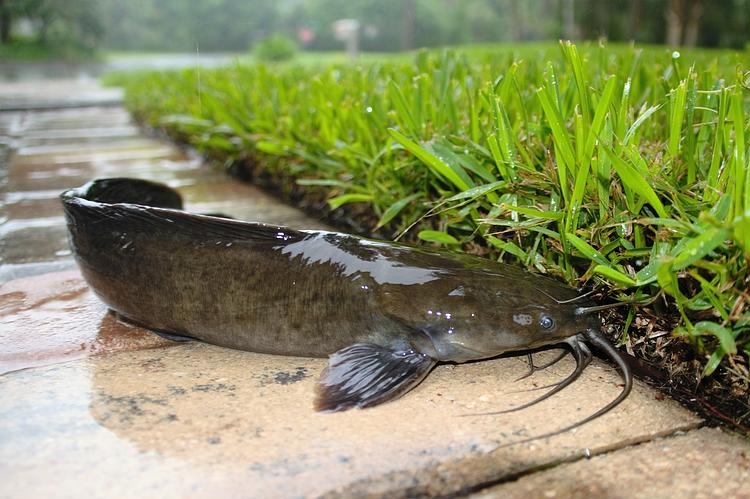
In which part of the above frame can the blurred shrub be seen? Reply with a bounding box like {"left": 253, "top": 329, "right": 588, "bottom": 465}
{"left": 253, "top": 34, "right": 297, "bottom": 62}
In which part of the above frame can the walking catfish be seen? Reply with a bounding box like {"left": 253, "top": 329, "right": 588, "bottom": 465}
{"left": 61, "top": 178, "right": 631, "bottom": 442}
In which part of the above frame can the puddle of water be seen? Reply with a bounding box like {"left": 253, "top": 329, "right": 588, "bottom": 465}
{"left": 0, "top": 271, "right": 174, "bottom": 374}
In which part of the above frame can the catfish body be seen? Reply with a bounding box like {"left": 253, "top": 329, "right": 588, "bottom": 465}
{"left": 61, "top": 178, "right": 603, "bottom": 411}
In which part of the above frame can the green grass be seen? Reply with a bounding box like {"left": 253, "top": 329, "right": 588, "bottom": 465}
{"left": 0, "top": 38, "right": 98, "bottom": 61}
{"left": 108, "top": 41, "right": 750, "bottom": 383}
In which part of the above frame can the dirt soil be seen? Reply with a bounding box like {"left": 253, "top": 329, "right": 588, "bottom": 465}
{"left": 603, "top": 307, "right": 750, "bottom": 436}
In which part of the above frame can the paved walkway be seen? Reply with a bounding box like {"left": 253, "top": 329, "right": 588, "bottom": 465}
{"left": 0, "top": 80, "right": 747, "bottom": 498}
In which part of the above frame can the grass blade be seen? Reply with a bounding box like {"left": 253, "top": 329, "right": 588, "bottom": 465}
{"left": 671, "top": 225, "right": 729, "bottom": 270}
{"left": 376, "top": 193, "right": 421, "bottom": 229}
{"left": 418, "top": 230, "right": 459, "bottom": 245}
{"left": 602, "top": 146, "right": 668, "bottom": 218}
{"left": 328, "top": 193, "right": 374, "bottom": 209}
{"left": 388, "top": 128, "right": 471, "bottom": 190}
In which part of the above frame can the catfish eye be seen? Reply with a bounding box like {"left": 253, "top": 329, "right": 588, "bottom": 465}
{"left": 540, "top": 315, "right": 555, "bottom": 330}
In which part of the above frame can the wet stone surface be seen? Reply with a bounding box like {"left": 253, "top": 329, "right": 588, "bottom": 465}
{"left": 0, "top": 338, "right": 701, "bottom": 499}
{"left": 0, "top": 78, "right": 123, "bottom": 110}
{"left": 0, "top": 271, "right": 174, "bottom": 374}
{"left": 473, "top": 427, "right": 750, "bottom": 499}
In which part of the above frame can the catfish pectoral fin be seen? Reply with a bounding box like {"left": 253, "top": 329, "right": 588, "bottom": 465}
{"left": 314, "top": 343, "right": 436, "bottom": 412}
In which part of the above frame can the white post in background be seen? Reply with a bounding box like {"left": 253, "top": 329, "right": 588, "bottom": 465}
{"left": 333, "top": 19, "right": 360, "bottom": 60}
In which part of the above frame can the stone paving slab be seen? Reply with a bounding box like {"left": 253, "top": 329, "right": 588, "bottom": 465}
{"left": 5, "top": 155, "right": 206, "bottom": 191}
{"left": 0, "top": 79, "right": 123, "bottom": 110}
{"left": 8, "top": 141, "right": 180, "bottom": 165}
{"left": 0, "top": 260, "right": 78, "bottom": 284}
{"left": 473, "top": 426, "right": 750, "bottom": 499}
{"left": 0, "top": 220, "right": 70, "bottom": 263}
{"left": 0, "top": 269, "right": 709, "bottom": 498}
{"left": 15, "top": 136, "right": 168, "bottom": 156}
{"left": 0, "top": 326, "right": 701, "bottom": 499}
{"left": 2, "top": 107, "right": 132, "bottom": 134}
{"left": 20, "top": 125, "right": 141, "bottom": 144}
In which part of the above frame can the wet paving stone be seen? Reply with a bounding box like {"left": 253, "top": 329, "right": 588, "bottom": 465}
{"left": 0, "top": 78, "right": 123, "bottom": 110}
{"left": 5, "top": 156, "right": 204, "bottom": 189}
{"left": 473, "top": 427, "right": 750, "bottom": 499}
{"left": 0, "top": 220, "right": 69, "bottom": 264}
{"left": 16, "top": 109, "right": 133, "bottom": 131}
{"left": 2, "top": 195, "right": 68, "bottom": 219}
{"left": 0, "top": 271, "right": 174, "bottom": 374}
{"left": 0, "top": 260, "right": 77, "bottom": 283}
{"left": 0, "top": 339, "right": 701, "bottom": 499}
{"left": 16, "top": 136, "right": 168, "bottom": 156}
{"left": 22, "top": 125, "right": 141, "bottom": 143}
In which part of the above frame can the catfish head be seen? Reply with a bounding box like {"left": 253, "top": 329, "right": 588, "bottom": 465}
{"left": 377, "top": 267, "right": 600, "bottom": 363}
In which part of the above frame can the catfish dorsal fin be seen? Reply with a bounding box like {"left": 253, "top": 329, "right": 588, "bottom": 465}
{"left": 315, "top": 343, "right": 436, "bottom": 412}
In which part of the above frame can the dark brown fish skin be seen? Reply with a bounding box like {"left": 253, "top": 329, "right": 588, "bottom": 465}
{"left": 60, "top": 179, "right": 600, "bottom": 364}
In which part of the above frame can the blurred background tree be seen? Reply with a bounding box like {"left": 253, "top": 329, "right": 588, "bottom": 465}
{"left": 0, "top": 0, "right": 103, "bottom": 58}
{"left": 0, "top": 0, "right": 748, "bottom": 58}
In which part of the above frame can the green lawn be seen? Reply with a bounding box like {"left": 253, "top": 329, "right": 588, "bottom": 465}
{"left": 0, "top": 38, "right": 100, "bottom": 61}
{"left": 107, "top": 41, "right": 750, "bottom": 391}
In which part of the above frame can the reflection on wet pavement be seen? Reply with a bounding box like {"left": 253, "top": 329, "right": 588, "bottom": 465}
{"left": 0, "top": 271, "right": 174, "bottom": 374}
